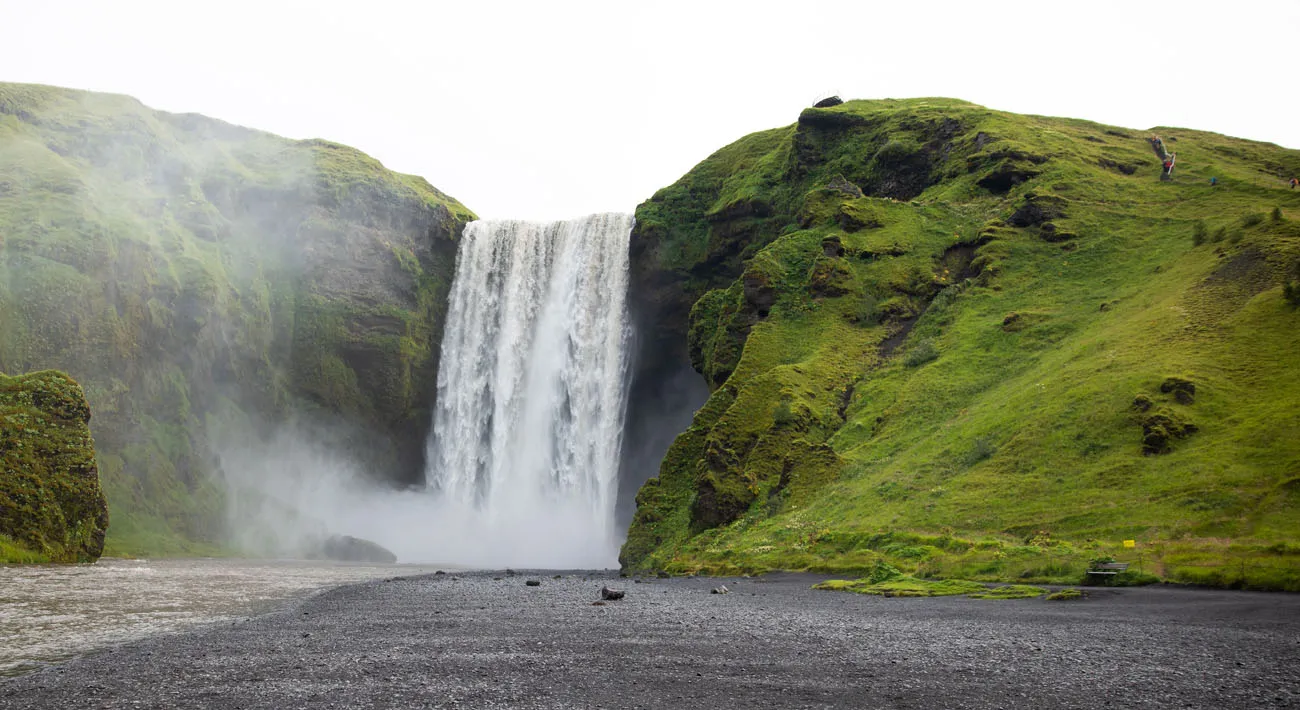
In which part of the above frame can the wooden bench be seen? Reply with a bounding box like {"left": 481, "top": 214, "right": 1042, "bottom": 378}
{"left": 1086, "top": 562, "right": 1130, "bottom": 577}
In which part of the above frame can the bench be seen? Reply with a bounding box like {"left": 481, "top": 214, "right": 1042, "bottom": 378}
{"left": 1086, "top": 562, "right": 1129, "bottom": 576}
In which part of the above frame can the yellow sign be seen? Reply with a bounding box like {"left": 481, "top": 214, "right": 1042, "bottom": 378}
{"left": 1123, "top": 539, "right": 1136, "bottom": 548}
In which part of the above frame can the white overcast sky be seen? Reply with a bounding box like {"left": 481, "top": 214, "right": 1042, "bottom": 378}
{"left": 3, "top": 0, "right": 1295, "bottom": 220}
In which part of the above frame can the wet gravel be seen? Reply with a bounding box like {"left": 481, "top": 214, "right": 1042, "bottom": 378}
{"left": 3, "top": 571, "right": 1298, "bottom": 709}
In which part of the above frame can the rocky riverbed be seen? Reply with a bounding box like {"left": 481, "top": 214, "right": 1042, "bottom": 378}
{"left": 3, "top": 571, "right": 1298, "bottom": 709}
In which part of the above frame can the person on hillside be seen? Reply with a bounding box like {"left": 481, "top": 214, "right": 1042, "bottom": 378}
{"left": 1210, "top": 176, "right": 1217, "bottom": 186}
{"left": 1291, "top": 177, "right": 1298, "bottom": 189}
{"left": 1163, "top": 153, "right": 1176, "bottom": 176}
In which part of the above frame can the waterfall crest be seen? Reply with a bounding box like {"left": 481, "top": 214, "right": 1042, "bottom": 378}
{"left": 425, "top": 213, "right": 633, "bottom": 567}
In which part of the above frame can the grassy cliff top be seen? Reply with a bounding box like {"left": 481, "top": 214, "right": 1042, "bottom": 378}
{"left": 623, "top": 97, "right": 1300, "bottom": 590}
{"left": 0, "top": 82, "right": 475, "bottom": 224}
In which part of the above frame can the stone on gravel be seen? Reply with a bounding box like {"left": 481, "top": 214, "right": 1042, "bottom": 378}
{"left": 712, "top": 585, "right": 730, "bottom": 595}
{"left": 525, "top": 580, "right": 541, "bottom": 587}
{"left": 601, "top": 586, "right": 625, "bottom": 600}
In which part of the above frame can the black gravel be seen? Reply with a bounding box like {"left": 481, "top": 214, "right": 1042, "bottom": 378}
{"left": 3, "top": 571, "right": 1299, "bottom": 709}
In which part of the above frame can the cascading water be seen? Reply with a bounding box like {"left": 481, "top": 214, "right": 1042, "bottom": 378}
{"left": 425, "top": 213, "right": 634, "bottom": 567}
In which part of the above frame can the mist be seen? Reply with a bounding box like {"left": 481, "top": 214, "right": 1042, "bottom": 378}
{"left": 216, "top": 424, "right": 621, "bottom": 568}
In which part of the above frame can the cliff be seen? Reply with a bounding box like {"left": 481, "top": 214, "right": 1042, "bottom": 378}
{"left": 621, "top": 98, "right": 1300, "bottom": 589}
{"left": 0, "top": 83, "right": 475, "bottom": 554}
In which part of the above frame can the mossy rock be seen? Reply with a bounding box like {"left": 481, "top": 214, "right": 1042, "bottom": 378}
{"left": 1009, "top": 192, "right": 1069, "bottom": 227}
{"left": 1160, "top": 376, "right": 1196, "bottom": 404}
{"left": 809, "top": 257, "right": 855, "bottom": 298}
{"left": 0, "top": 370, "right": 108, "bottom": 562}
{"left": 1139, "top": 407, "right": 1198, "bottom": 455}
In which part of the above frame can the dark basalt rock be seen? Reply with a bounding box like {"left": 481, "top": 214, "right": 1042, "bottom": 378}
{"left": 1139, "top": 408, "right": 1197, "bottom": 455}
{"left": 824, "top": 174, "right": 863, "bottom": 198}
{"left": 813, "top": 96, "right": 844, "bottom": 108}
{"left": 601, "top": 586, "right": 626, "bottom": 600}
{"left": 1160, "top": 377, "right": 1196, "bottom": 404}
{"left": 319, "top": 534, "right": 397, "bottom": 563}
{"left": 821, "top": 235, "right": 846, "bottom": 258}
{"left": 1009, "top": 193, "right": 1068, "bottom": 227}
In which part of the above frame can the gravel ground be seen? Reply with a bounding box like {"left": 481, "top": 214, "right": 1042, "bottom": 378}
{"left": 2, "top": 571, "right": 1298, "bottom": 709}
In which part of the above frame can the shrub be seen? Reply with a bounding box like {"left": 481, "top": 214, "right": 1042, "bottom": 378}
{"left": 772, "top": 396, "right": 797, "bottom": 425}
{"left": 1228, "top": 230, "right": 1243, "bottom": 245}
{"left": 1284, "top": 281, "right": 1300, "bottom": 307}
{"left": 1240, "top": 213, "right": 1264, "bottom": 228}
{"left": 1211, "top": 226, "right": 1227, "bottom": 243}
{"left": 963, "top": 436, "right": 997, "bottom": 466}
{"left": 1273, "top": 206, "right": 1284, "bottom": 222}
{"left": 1191, "top": 220, "right": 1207, "bottom": 246}
{"left": 853, "top": 293, "right": 880, "bottom": 325}
{"left": 903, "top": 338, "right": 939, "bottom": 367}
{"left": 930, "top": 284, "right": 963, "bottom": 312}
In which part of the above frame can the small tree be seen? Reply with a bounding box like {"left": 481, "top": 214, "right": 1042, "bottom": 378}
{"left": 1191, "top": 220, "right": 1207, "bottom": 246}
{"left": 1273, "top": 206, "right": 1284, "bottom": 222}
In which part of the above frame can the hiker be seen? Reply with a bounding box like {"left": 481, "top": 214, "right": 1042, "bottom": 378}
{"left": 1163, "top": 153, "right": 1176, "bottom": 174}
{"left": 1291, "top": 177, "right": 1298, "bottom": 189}
{"left": 1210, "top": 176, "right": 1217, "bottom": 186}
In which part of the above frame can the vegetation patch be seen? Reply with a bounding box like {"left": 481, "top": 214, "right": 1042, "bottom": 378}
{"left": 968, "top": 584, "right": 1046, "bottom": 599}
{"left": 1045, "top": 588, "right": 1085, "bottom": 601}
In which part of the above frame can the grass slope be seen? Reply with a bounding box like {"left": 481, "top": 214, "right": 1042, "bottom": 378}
{"left": 622, "top": 98, "right": 1300, "bottom": 590}
{"left": 0, "top": 83, "right": 475, "bottom": 556}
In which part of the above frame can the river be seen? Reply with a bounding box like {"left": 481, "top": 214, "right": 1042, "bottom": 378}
{"left": 0, "top": 557, "right": 449, "bottom": 676}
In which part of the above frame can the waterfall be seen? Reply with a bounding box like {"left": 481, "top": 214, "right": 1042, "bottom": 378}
{"left": 425, "top": 213, "right": 634, "bottom": 567}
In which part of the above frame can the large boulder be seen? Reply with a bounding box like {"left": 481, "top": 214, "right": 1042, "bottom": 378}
{"left": 315, "top": 534, "right": 397, "bottom": 563}
{"left": 0, "top": 370, "right": 108, "bottom": 562}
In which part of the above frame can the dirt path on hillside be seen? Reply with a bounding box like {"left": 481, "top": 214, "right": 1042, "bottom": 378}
{"left": 3, "top": 571, "right": 1297, "bottom": 709}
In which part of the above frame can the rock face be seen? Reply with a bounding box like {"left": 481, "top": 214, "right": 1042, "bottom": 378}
{"left": 620, "top": 97, "right": 1300, "bottom": 581}
{"left": 0, "top": 370, "right": 108, "bottom": 562}
{"left": 0, "top": 83, "right": 475, "bottom": 552}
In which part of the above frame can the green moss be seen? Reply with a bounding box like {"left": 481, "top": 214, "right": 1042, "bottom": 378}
{"left": 0, "top": 370, "right": 108, "bottom": 562}
{"left": 623, "top": 96, "right": 1300, "bottom": 591}
{"left": 1045, "top": 588, "right": 1085, "bottom": 601}
{"left": 815, "top": 574, "right": 987, "bottom": 597}
{"left": 967, "top": 584, "right": 1046, "bottom": 599}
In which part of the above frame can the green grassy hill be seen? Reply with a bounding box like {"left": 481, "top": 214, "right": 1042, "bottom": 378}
{"left": 0, "top": 83, "right": 474, "bottom": 558}
{"left": 621, "top": 98, "right": 1300, "bottom": 590}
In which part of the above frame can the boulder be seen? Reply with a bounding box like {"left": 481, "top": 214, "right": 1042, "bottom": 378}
{"left": 601, "top": 586, "right": 626, "bottom": 600}
{"left": 319, "top": 534, "right": 397, "bottom": 563}
{"left": 0, "top": 371, "right": 109, "bottom": 563}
